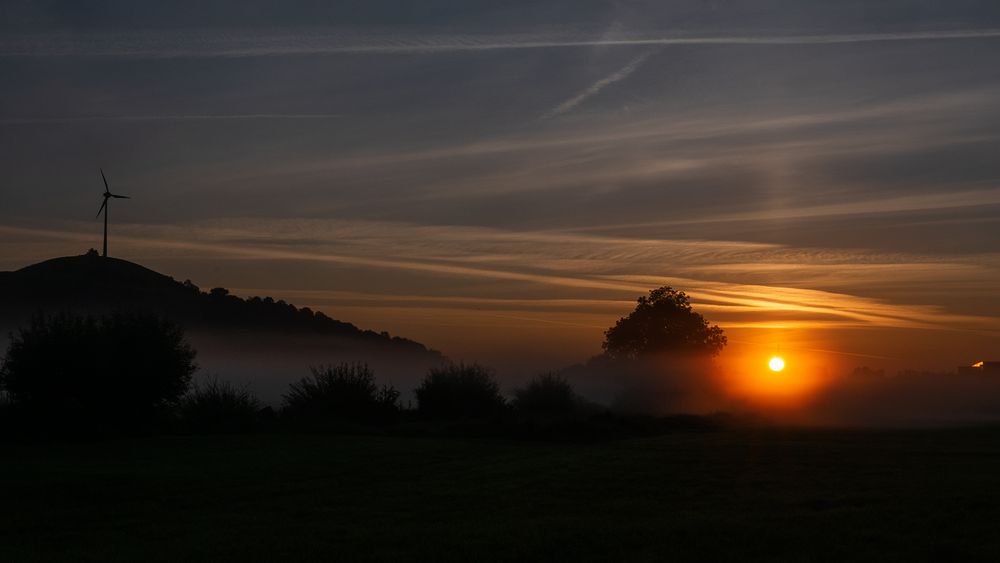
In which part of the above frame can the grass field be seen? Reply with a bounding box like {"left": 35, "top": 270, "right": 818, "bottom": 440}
{"left": 3, "top": 428, "right": 1000, "bottom": 562}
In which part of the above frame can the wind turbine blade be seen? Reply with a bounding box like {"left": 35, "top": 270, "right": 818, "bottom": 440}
{"left": 96, "top": 198, "right": 107, "bottom": 218}
{"left": 100, "top": 168, "right": 109, "bottom": 191}
{"left": 110, "top": 194, "right": 130, "bottom": 199}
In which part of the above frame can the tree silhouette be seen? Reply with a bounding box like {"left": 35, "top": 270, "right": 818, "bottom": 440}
{"left": 282, "top": 363, "right": 399, "bottom": 422}
{"left": 603, "top": 287, "right": 726, "bottom": 360}
{"left": 0, "top": 311, "right": 197, "bottom": 433}
{"left": 513, "top": 373, "right": 578, "bottom": 415}
{"left": 416, "top": 363, "right": 505, "bottom": 419}
{"left": 179, "top": 377, "right": 261, "bottom": 434}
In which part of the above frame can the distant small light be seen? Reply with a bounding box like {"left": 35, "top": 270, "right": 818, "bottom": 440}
{"left": 973, "top": 361, "right": 985, "bottom": 368}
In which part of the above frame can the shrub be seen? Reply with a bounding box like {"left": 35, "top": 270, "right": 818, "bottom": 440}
{"left": 0, "top": 390, "right": 10, "bottom": 436}
{"left": 1, "top": 311, "right": 196, "bottom": 434}
{"left": 513, "top": 373, "right": 579, "bottom": 415}
{"left": 179, "top": 377, "right": 261, "bottom": 433}
{"left": 416, "top": 363, "right": 506, "bottom": 419}
{"left": 282, "top": 363, "right": 399, "bottom": 422}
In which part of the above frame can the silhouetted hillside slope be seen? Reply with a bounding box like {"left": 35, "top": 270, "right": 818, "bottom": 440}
{"left": 0, "top": 250, "right": 443, "bottom": 362}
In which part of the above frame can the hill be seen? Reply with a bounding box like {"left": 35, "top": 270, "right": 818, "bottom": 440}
{"left": 0, "top": 250, "right": 445, "bottom": 400}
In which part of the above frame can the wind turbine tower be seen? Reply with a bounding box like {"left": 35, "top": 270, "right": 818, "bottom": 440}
{"left": 96, "top": 168, "right": 130, "bottom": 258}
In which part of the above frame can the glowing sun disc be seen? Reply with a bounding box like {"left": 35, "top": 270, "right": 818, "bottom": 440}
{"left": 769, "top": 357, "right": 786, "bottom": 372}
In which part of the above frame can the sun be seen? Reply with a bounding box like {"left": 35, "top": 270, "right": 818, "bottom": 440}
{"left": 768, "top": 356, "right": 786, "bottom": 372}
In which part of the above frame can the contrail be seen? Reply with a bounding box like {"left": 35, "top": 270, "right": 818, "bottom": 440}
{"left": 543, "top": 50, "right": 658, "bottom": 119}
{"left": 0, "top": 114, "right": 343, "bottom": 125}
{"left": 4, "top": 28, "right": 1000, "bottom": 59}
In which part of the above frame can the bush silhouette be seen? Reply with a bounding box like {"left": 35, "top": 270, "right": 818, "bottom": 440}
{"left": 282, "top": 363, "right": 399, "bottom": 422}
{"left": 0, "top": 311, "right": 197, "bottom": 434}
{"left": 416, "top": 363, "right": 506, "bottom": 419}
{"left": 0, "top": 389, "right": 10, "bottom": 437}
{"left": 513, "top": 373, "right": 579, "bottom": 415}
{"left": 179, "top": 377, "right": 261, "bottom": 433}
{"left": 603, "top": 286, "right": 727, "bottom": 360}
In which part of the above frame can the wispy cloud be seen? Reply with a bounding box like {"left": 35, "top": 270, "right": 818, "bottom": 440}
{"left": 543, "top": 50, "right": 658, "bottom": 118}
{"left": 2, "top": 221, "right": 997, "bottom": 336}
{"left": 230, "top": 87, "right": 998, "bottom": 204}
{"left": 0, "top": 114, "right": 342, "bottom": 125}
{"left": 4, "top": 28, "right": 1000, "bottom": 59}
{"left": 571, "top": 187, "right": 1000, "bottom": 232}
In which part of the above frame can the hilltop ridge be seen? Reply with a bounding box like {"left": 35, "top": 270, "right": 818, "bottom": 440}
{"left": 0, "top": 250, "right": 442, "bottom": 360}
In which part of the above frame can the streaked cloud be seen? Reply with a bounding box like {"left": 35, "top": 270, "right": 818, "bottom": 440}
{"left": 543, "top": 49, "right": 658, "bottom": 118}
{"left": 573, "top": 188, "right": 1000, "bottom": 232}
{"left": 207, "top": 88, "right": 999, "bottom": 210}
{"left": 3, "top": 221, "right": 996, "bottom": 339}
{"left": 4, "top": 28, "right": 1000, "bottom": 59}
{"left": 0, "top": 114, "right": 342, "bottom": 124}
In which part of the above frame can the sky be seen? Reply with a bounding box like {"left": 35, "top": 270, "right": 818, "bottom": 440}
{"left": 2, "top": 0, "right": 999, "bottom": 379}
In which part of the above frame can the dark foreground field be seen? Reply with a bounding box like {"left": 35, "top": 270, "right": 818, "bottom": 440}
{"left": 3, "top": 428, "right": 1000, "bottom": 562}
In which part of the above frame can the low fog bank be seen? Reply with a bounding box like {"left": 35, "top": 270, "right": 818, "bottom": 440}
{"left": 561, "top": 357, "right": 1000, "bottom": 427}
{"left": 564, "top": 357, "right": 733, "bottom": 416}
{"left": 0, "top": 325, "right": 444, "bottom": 407}
{"left": 188, "top": 330, "right": 445, "bottom": 406}
{"left": 801, "top": 371, "right": 1000, "bottom": 427}
{"left": 6, "top": 325, "right": 998, "bottom": 427}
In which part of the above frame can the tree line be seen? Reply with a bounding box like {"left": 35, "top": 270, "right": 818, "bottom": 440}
{"left": 0, "top": 287, "right": 726, "bottom": 439}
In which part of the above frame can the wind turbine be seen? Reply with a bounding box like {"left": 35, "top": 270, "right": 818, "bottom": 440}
{"left": 96, "top": 168, "right": 130, "bottom": 258}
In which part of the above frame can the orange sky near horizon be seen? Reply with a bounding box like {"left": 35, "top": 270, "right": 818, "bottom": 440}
{"left": 1, "top": 222, "right": 996, "bottom": 381}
